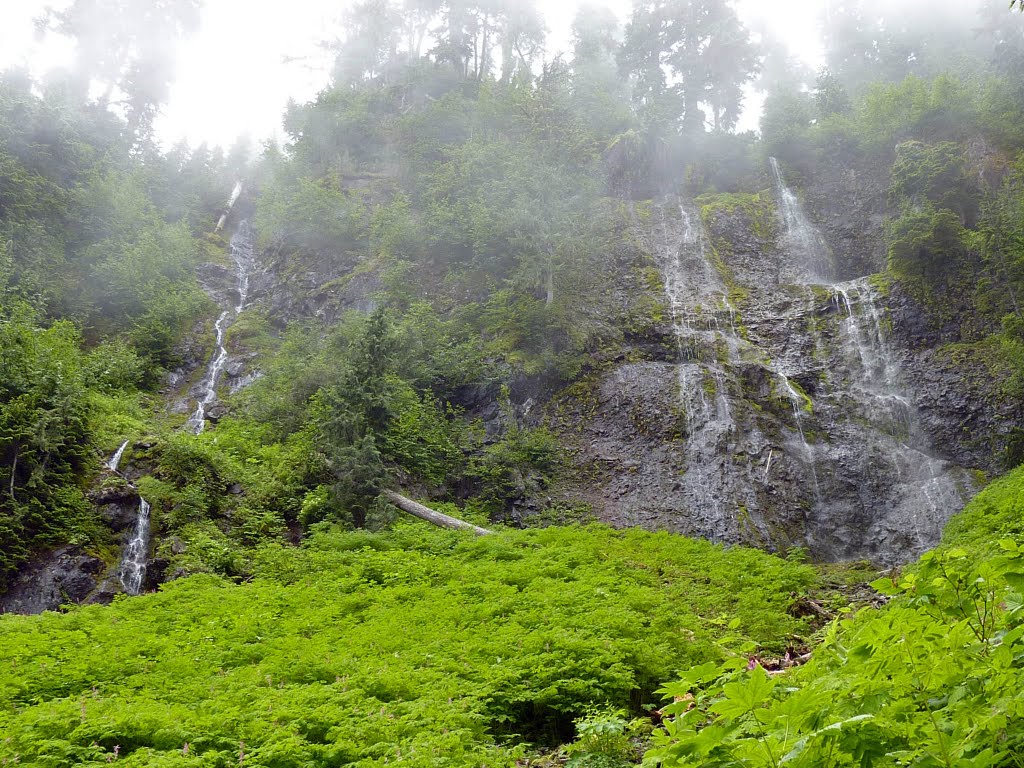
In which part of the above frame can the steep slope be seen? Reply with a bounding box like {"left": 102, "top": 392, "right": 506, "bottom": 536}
{"left": 550, "top": 174, "right": 976, "bottom": 564}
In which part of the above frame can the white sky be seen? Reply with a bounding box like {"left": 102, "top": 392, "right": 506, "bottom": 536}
{"left": 0, "top": 1, "right": 825, "bottom": 149}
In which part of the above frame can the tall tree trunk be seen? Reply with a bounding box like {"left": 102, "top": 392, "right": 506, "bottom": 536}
{"left": 9, "top": 444, "right": 18, "bottom": 500}
{"left": 480, "top": 23, "right": 490, "bottom": 80}
{"left": 545, "top": 256, "right": 554, "bottom": 306}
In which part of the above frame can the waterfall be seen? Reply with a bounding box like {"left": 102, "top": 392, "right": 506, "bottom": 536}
{"left": 118, "top": 498, "right": 150, "bottom": 596}
{"left": 768, "top": 158, "right": 834, "bottom": 283}
{"left": 232, "top": 219, "right": 254, "bottom": 312}
{"left": 650, "top": 197, "right": 758, "bottom": 536}
{"left": 777, "top": 374, "right": 821, "bottom": 501}
{"left": 228, "top": 181, "right": 243, "bottom": 208}
{"left": 216, "top": 181, "right": 244, "bottom": 232}
{"left": 769, "top": 160, "right": 972, "bottom": 557}
{"left": 186, "top": 221, "right": 255, "bottom": 434}
{"left": 608, "top": 165, "right": 974, "bottom": 560}
{"left": 186, "top": 311, "right": 230, "bottom": 434}
{"left": 103, "top": 441, "right": 151, "bottom": 595}
{"left": 107, "top": 440, "right": 129, "bottom": 472}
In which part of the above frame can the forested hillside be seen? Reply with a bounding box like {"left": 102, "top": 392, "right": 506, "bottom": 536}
{"left": 2, "top": 0, "right": 1024, "bottom": 764}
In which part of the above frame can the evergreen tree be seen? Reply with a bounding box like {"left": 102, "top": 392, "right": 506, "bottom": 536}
{"left": 620, "top": 0, "right": 759, "bottom": 132}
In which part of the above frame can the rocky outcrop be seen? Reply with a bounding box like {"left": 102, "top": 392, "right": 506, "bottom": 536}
{"left": 0, "top": 547, "right": 111, "bottom": 614}
{"left": 250, "top": 243, "right": 382, "bottom": 328}
{"left": 92, "top": 480, "right": 143, "bottom": 531}
{"left": 546, "top": 190, "right": 980, "bottom": 565}
{"left": 889, "top": 285, "right": 1024, "bottom": 474}
{"left": 0, "top": 457, "right": 158, "bottom": 614}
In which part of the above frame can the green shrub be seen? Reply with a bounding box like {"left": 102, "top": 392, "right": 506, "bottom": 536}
{"left": 647, "top": 469, "right": 1024, "bottom": 768}
{"left": 0, "top": 525, "right": 817, "bottom": 765}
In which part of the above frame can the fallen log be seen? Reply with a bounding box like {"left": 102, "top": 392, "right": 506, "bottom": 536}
{"left": 382, "top": 490, "right": 493, "bottom": 536}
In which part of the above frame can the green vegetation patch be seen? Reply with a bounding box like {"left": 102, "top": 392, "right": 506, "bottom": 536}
{"left": 942, "top": 463, "right": 1024, "bottom": 552}
{"left": 0, "top": 524, "right": 816, "bottom": 766}
{"left": 696, "top": 191, "right": 779, "bottom": 243}
{"left": 646, "top": 467, "right": 1024, "bottom": 767}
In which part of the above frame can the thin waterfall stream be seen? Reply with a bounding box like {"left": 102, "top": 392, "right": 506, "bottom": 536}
{"left": 118, "top": 498, "right": 150, "bottom": 596}
{"left": 107, "top": 440, "right": 129, "bottom": 472}
{"left": 106, "top": 186, "right": 252, "bottom": 596}
{"left": 768, "top": 158, "right": 833, "bottom": 283}
{"left": 104, "top": 441, "right": 151, "bottom": 595}
{"left": 649, "top": 196, "right": 762, "bottom": 537}
{"left": 186, "top": 218, "right": 255, "bottom": 434}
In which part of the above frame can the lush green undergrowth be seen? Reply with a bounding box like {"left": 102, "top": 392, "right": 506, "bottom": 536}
{"left": 647, "top": 466, "right": 1024, "bottom": 767}
{"left": 0, "top": 524, "right": 816, "bottom": 766}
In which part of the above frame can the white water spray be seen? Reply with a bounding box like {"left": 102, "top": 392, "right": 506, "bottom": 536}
{"left": 186, "top": 221, "right": 255, "bottom": 434}
{"left": 107, "top": 440, "right": 129, "bottom": 472}
{"left": 768, "top": 158, "right": 834, "bottom": 283}
{"left": 118, "top": 498, "right": 150, "bottom": 596}
{"left": 769, "top": 159, "right": 972, "bottom": 556}
{"left": 649, "top": 197, "right": 759, "bottom": 532}
{"left": 216, "top": 181, "right": 244, "bottom": 232}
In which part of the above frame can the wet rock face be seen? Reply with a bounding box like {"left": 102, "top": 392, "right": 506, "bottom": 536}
{"left": 91, "top": 482, "right": 142, "bottom": 532}
{"left": 798, "top": 151, "right": 892, "bottom": 280}
{"left": 548, "top": 192, "right": 984, "bottom": 565}
{"left": 195, "top": 262, "right": 238, "bottom": 307}
{"left": 0, "top": 547, "right": 108, "bottom": 615}
{"left": 250, "top": 244, "right": 381, "bottom": 328}
{"left": 553, "top": 361, "right": 807, "bottom": 545}
{"left": 888, "top": 286, "right": 1024, "bottom": 474}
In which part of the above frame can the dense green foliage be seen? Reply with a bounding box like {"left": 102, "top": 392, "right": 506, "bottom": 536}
{"left": 0, "top": 302, "right": 93, "bottom": 584}
{"left": 0, "top": 65, "right": 236, "bottom": 586}
{"left": 4, "top": 0, "right": 1024, "bottom": 763}
{"left": 646, "top": 466, "right": 1024, "bottom": 767}
{"left": 0, "top": 524, "right": 816, "bottom": 765}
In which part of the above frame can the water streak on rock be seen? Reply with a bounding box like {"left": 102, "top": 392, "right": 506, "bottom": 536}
{"left": 107, "top": 440, "right": 129, "bottom": 472}
{"left": 187, "top": 221, "right": 254, "bottom": 434}
{"left": 118, "top": 498, "right": 150, "bottom": 596}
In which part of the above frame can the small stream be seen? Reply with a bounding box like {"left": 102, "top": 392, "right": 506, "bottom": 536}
{"left": 118, "top": 498, "right": 150, "bottom": 596}
{"left": 104, "top": 441, "right": 151, "bottom": 595}
{"left": 186, "top": 219, "right": 255, "bottom": 434}
{"left": 108, "top": 186, "right": 252, "bottom": 595}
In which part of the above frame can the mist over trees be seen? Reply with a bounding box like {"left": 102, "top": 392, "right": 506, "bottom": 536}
{"left": 5, "top": 0, "right": 1024, "bottom": 764}
{"left": 3, "top": 0, "right": 1024, "bottom": 577}
{"left": 38, "top": 0, "right": 202, "bottom": 138}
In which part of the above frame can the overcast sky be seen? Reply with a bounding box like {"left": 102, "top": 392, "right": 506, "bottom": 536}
{"left": 0, "top": 1, "right": 825, "bottom": 149}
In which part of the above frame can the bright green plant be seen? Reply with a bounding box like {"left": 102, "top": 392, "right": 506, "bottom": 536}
{"left": 646, "top": 538, "right": 1024, "bottom": 767}
{"left": 0, "top": 524, "right": 817, "bottom": 765}
{"left": 566, "top": 708, "right": 648, "bottom": 768}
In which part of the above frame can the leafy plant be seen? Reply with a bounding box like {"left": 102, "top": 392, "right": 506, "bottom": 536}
{"left": 646, "top": 533, "right": 1024, "bottom": 767}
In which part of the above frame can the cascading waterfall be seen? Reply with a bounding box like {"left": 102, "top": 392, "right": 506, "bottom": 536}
{"left": 831, "top": 279, "right": 913, "bottom": 438}
{"left": 186, "top": 219, "right": 255, "bottom": 434}
{"left": 829, "top": 278, "right": 965, "bottom": 529}
{"left": 107, "top": 440, "right": 129, "bottom": 472}
{"left": 216, "top": 181, "right": 244, "bottom": 232}
{"left": 186, "top": 310, "right": 230, "bottom": 434}
{"left": 233, "top": 218, "right": 254, "bottom": 313}
{"left": 652, "top": 197, "right": 824, "bottom": 527}
{"left": 768, "top": 157, "right": 834, "bottom": 283}
{"left": 118, "top": 498, "right": 150, "bottom": 596}
{"left": 610, "top": 164, "right": 974, "bottom": 561}
{"left": 105, "top": 441, "right": 152, "bottom": 596}
{"left": 650, "top": 197, "right": 760, "bottom": 536}
{"left": 768, "top": 157, "right": 971, "bottom": 556}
